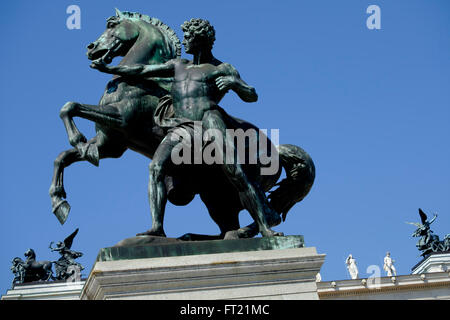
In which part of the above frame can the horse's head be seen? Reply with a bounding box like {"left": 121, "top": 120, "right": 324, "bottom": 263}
{"left": 87, "top": 9, "right": 181, "bottom": 65}
{"left": 12, "top": 257, "right": 24, "bottom": 266}
{"left": 24, "top": 248, "right": 36, "bottom": 261}
{"left": 87, "top": 9, "right": 139, "bottom": 64}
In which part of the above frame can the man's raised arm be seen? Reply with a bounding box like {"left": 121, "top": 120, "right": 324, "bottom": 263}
{"left": 90, "top": 59, "right": 175, "bottom": 78}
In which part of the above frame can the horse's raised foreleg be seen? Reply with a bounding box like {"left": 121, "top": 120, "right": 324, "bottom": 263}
{"left": 50, "top": 132, "right": 127, "bottom": 224}
{"left": 49, "top": 147, "right": 84, "bottom": 224}
{"left": 60, "top": 102, "right": 88, "bottom": 147}
{"left": 59, "top": 102, "right": 123, "bottom": 165}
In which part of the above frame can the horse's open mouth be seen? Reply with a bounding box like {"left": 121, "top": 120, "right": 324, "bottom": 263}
{"left": 88, "top": 49, "right": 109, "bottom": 61}
{"left": 87, "top": 40, "right": 125, "bottom": 64}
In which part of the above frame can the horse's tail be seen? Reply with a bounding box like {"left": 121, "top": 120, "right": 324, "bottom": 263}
{"left": 268, "top": 144, "right": 315, "bottom": 222}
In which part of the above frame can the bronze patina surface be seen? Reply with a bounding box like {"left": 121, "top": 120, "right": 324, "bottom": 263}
{"left": 51, "top": 9, "right": 315, "bottom": 242}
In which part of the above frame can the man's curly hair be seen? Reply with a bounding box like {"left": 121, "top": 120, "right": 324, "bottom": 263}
{"left": 181, "top": 18, "right": 216, "bottom": 49}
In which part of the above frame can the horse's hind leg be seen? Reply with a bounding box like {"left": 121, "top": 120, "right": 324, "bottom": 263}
{"left": 45, "top": 263, "right": 54, "bottom": 281}
{"left": 178, "top": 192, "right": 241, "bottom": 241}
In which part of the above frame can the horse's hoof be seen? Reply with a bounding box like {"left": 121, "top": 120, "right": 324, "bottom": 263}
{"left": 178, "top": 233, "right": 194, "bottom": 241}
{"left": 261, "top": 229, "right": 284, "bottom": 237}
{"left": 224, "top": 230, "right": 240, "bottom": 240}
{"left": 234, "top": 225, "right": 259, "bottom": 239}
{"left": 53, "top": 200, "right": 71, "bottom": 225}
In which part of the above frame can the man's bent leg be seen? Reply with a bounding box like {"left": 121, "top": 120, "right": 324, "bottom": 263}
{"left": 225, "top": 164, "right": 282, "bottom": 237}
{"left": 202, "top": 110, "right": 282, "bottom": 237}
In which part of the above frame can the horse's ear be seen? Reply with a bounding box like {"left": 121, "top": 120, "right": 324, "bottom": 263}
{"left": 115, "top": 8, "right": 124, "bottom": 18}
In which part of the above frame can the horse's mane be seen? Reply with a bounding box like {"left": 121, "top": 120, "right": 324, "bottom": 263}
{"left": 109, "top": 11, "right": 181, "bottom": 58}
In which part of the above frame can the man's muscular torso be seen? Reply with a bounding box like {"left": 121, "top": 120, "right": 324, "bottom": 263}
{"left": 170, "top": 59, "right": 235, "bottom": 121}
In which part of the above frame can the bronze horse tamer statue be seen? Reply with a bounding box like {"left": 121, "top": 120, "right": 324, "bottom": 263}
{"left": 50, "top": 10, "right": 315, "bottom": 240}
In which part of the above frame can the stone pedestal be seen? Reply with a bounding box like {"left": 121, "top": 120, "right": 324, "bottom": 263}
{"left": 412, "top": 252, "right": 450, "bottom": 274}
{"left": 81, "top": 236, "right": 325, "bottom": 300}
{"left": 1, "top": 280, "right": 85, "bottom": 300}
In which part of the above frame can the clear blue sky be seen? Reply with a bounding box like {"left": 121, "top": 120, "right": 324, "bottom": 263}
{"left": 1, "top": 0, "right": 449, "bottom": 295}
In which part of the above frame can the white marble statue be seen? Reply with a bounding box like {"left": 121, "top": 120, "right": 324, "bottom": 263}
{"left": 316, "top": 272, "right": 322, "bottom": 282}
{"left": 383, "top": 252, "right": 397, "bottom": 276}
{"left": 345, "top": 254, "right": 359, "bottom": 279}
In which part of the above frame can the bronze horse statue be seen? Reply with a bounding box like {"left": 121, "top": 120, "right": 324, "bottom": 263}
{"left": 50, "top": 10, "right": 315, "bottom": 239}
{"left": 22, "top": 249, "right": 53, "bottom": 282}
